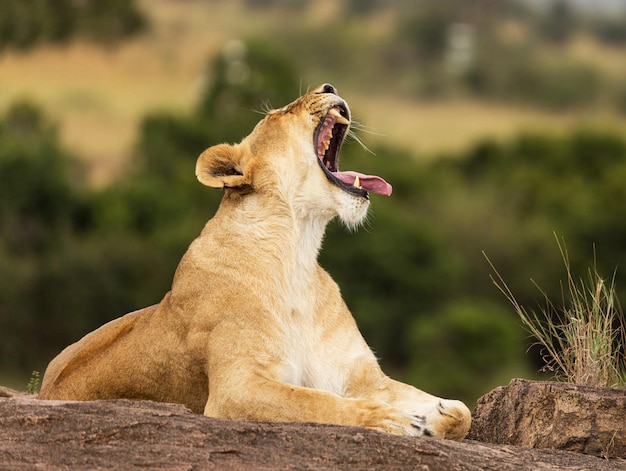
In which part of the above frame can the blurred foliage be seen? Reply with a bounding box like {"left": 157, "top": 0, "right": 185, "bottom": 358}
{"left": 399, "top": 6, "right": 451, "bottom": 64}
{"left": 536, "top": 0, "right": 577, "bottom": 44}
{"left": 197, "top": 39, "right": 300, "bottom": 141}
{"left": 591, "top": 16, "right": 626, "bottom": 46}
{"left": 0, "top": 0, "right": 146, "bottom": 50}
{"left": 406, "top": 301, "right": 528, "bottom": 400}
{"left": 0, "top": 102, "right": 177, "bottom": 375}
{"left": 265, "top": 0, "right": 626, "bottom": 110}
{"left": 465, "top": 42, "right": 602, "bottom": 110}
{"left": 0, "top": 102, "right": 77, "bottom": 255}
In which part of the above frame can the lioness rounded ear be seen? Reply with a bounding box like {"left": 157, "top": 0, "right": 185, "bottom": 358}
{"left": 195, "top": 144, "right": 249, "bottom": 189}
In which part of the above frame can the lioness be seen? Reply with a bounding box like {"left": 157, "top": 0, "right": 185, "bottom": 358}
{"left": 39, "top": 84, "right": 471, "bottom": 439}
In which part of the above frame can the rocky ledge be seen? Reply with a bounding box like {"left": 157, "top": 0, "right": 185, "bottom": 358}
{"left": 1, "top": 379, "right": 625, "bottom": 470}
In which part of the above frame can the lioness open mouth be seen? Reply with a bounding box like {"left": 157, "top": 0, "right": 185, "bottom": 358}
{"left": 315, "top": 104, "right": 392, "bottom": 198}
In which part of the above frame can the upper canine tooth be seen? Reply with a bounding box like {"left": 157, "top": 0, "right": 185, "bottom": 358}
{"left": 328, "top": 108, "right": 349, "bottom": 125}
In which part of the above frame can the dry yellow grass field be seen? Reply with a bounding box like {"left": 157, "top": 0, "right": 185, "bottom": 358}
{"left": 1, "top": 0, "right": 626, "bottom": 185}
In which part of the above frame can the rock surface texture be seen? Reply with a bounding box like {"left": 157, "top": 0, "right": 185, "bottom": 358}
{"left": 1, "top": 394, "right": 625, "bottom": 470}
{"left": 469, "top": 378, "right": 626, "bottom": 459}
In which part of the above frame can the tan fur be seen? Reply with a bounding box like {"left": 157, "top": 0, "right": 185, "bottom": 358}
{"left": 39, "top": 84, "right": 471, "bottom": 439}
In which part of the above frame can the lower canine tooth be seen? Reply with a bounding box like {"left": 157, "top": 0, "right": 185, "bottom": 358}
{"left": 354, "top": 176, "right": 361, "bottom": 188}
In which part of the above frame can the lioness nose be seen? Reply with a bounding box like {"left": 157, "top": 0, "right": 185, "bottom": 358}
{"left": 318, "top": 84, "right": 337, "bottom": 95}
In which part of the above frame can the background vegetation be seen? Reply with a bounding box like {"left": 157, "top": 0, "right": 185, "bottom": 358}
{"left": 1, "top": 0, "right": 626, "bottom": 405}
{"left": 0, "top": 0, "right": 145, "bottom": 50}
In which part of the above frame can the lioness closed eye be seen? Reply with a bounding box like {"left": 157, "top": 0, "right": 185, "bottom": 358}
{"left": 39, "top": 84, "right": 471, "bottom": 439}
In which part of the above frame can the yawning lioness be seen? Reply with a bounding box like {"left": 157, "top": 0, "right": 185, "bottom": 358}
{"left": 39, "top": 84, "right": 471, "bottom": 439}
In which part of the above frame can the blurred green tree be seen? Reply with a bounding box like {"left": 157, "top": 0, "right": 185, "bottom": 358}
{"left": 537, "top": 0, "right": 576, "bottom": 44}
{"left": 0, "top": 0, "right": 146, "bottom": 50}
{"left": 198, "top": 39, "right": 300, "bottom": 140}
{"left": 406, "top": 301, "right": 528, "bottom": 404}
{"left": 0, "top": 102, "right": 83, "bottom": 374}
{"left": 399, "top": 6, "right": 451, "bottom": 64}
{"left": 0, "top": 102, "right": 77, "bottom": 254}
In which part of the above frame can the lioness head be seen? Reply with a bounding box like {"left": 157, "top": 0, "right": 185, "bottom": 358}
{"left": 195, "top": 83, "right": 392, "bottom": 228}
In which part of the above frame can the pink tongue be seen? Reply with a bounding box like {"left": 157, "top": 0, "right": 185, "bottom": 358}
{"left": 334, "top": 171, "right": 393, "bottom": 196}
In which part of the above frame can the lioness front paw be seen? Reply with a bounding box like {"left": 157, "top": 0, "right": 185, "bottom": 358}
{"left": 352, "top": 399, "right": 431, "bottom": 437}
{"left": 424, "top": 399, "right": 471, "bottom": 440}
{"left": 377, "top": 412, "right": 433, "bottom": 437}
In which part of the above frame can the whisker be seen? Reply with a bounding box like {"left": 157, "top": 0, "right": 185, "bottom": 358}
{"left": 260, "top": 100, "right": 273, "bottom": 113}
{"left": 298, "top": 78, "right": 311, "bottom": 96}
{"left": 350, "top": 119, "right": 385, "bottom": 137}
{"left": 348, "top": 129, "right": 376, "bottom": 156}
{"left": 247, "top": 108, "right": 267, "bottom": 116}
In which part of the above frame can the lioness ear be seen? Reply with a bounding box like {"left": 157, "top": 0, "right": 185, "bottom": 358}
{"left": 195, "top": 144, "right": 250, "bottom": 189}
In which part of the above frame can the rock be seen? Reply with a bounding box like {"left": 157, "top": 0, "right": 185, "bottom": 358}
{"left": 469, "top": 378, "right": 626, "bottom": 459}
{"left": 1, "top": 395, "right": 625, "bottom": 470}
{"left": 0, "top": 386, "right": 23, "bottom": 398}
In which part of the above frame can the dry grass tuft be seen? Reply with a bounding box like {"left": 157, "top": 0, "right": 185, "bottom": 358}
{"left": 486, "top": 235, "right": 626, "bottom": 388}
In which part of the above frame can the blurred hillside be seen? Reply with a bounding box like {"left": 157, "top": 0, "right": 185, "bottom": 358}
{"left": 3, "top": 0, "right": 626, "bottom": 184}
{"left": 1, "top": 0, "right": 626, "bottom": 405}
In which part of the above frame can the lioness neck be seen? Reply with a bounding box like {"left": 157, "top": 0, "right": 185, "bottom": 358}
{"left": 204, "top": 192, "right": 330, "bottom": 277}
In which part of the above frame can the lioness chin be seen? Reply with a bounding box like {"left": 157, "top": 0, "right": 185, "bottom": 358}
{"left": 39, "top": 84, "right": 471, "bottom": 439}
